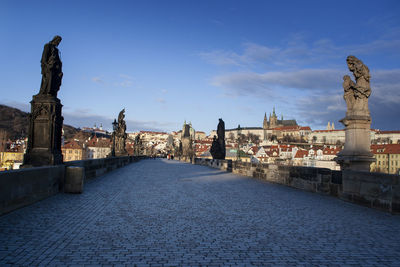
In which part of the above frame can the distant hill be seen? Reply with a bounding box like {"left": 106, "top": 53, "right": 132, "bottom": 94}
{"left": 0, "top": 104, "right": 79, "bottom": 140}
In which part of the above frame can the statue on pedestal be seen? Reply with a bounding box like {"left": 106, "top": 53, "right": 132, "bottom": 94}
{"left": 113, "top": 109, "right": 128, "bottom": 156}
{"left": 210, "top": 118, "right": 226, "bottom": 160}
{"left": 180, "top": 122, "right": 193, "bottom": 161}
{"left": 22, "top": 36, "right": 64, "bottom": 167}
{"left": 335, "top": 55, "right": 375, "bottom": 171}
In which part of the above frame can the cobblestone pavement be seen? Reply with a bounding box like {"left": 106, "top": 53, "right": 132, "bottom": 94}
{"left": 1, "top": 159, "right": 400, "bottom": 266}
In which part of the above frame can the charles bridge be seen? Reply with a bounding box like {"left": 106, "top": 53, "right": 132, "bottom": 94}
{"left": 1, "top": 157, "right": 400, "bottom": 266}
{"left": 1, "top": 36, "right": 400, "bottom": 266}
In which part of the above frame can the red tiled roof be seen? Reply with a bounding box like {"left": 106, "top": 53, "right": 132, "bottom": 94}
{"left": 300, "top": 126, "right": 312, "bottom": 131}
{"left": 371, "top": 144, "right": 400, "bottom": 154}
{"left": 63, "top": 141, "right": 82, "bottom": 150}
{"left": 273, "top": 125, "right": 300, "bottom": 131}
{"left": 322, "top": 147, "right": 342, "bottom": 155}
{"left": 86, "top": 138, "right": 111, "bottom": 148}
{"left": 313, "top": 129, "right": 344, "bottom": 133}
{"left": 139, "top": 131, "right": 168, "bottom": 135}
{"left": 294, "top": 149, "right": 308, "bottom": 158}
{"left": 377, "top": 131, "right": 400, "bottom": 134}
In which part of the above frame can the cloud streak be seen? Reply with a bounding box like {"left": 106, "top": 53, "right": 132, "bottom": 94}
{"left": 201, "top": 36, "right": 400, "bottom": 68}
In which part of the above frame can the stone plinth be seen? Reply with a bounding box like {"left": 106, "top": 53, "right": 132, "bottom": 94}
{"left": 181, "top": 137, "right": 193, "bottom": 160}
{"left": 64, "top": 166, "right": 84, "bottom": 194}
{"left": 335, "top": 115, "right": 375, "bottom": 171}
{"left": 22, "top": 94, "right": 63, "bottom": 167}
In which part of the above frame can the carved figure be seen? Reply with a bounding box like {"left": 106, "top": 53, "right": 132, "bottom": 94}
{"left": 343, "top": 55, "right": 371, "bottom": 116}
{"left": 210, "top": 118, "right": 226, "bottom": 159}
{"left": 114, "top": 109, "right": 127, "bottom": 155}
{"left": 39, "top": 36, "right": 63, "bottom": 97}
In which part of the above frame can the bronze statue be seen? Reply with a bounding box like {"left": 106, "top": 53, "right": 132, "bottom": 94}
{"left": 343, "top": 55, "right": 371, "bottom": 116}
{"left": 39, "top": 36, "right": 63, "bottom": 97}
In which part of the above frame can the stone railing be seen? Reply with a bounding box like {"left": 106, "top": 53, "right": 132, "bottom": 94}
{"left": 194, "top": 158, "right": 232, "bottom": 172}
{"left": 0, "top": 156, "right": 144, "bottom": 216}
{"left": 192, "top": 158, "right": 399, "bottom": 214}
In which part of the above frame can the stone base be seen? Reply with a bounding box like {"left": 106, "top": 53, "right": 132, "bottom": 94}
{"left": 115, "top": 152, "right": 129, "bottom": 157}
{"left": 64, "top": 166, "right": 84, "bottom": 194}
{"left": 22, "top": 150, "right": 63, "bottom": 168}
{"left": 335, "top": 154, "right": 375, "bottom": 172}
{"left": 336, "top": 114, "right": 375, "bottom": 172}
{"left": 22, "top": 94, "right": 63, "bottom": 167}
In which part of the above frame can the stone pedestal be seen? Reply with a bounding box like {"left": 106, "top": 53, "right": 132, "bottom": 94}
{"left": 64, "top": 166, "right": 84, "bottom": 193}
{"left": 22, "top": 94, "right": 63, "bottom": 167}
{"left": 181, "top": 137, "right": 193, "bottom": 160}
{"left": 335, "top": 115, "right": 375, "bottom": 171}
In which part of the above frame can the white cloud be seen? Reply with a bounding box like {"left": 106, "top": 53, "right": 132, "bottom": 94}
{"left": 212, "top": 69, "right": 343, "bottom": 97}
{"left": 199, "top": 50, "right": 242, "bottom": 66}
{"left": 119, "top": 74, "right": 133, "bottom": 79}
{"left": 372, "top": 69, "right": 400, "bottom": 104}
{"left": 156, "top": 98, "right": 166, "bottom": 104}
{"left": 92, "top": 77, "right": 104, "bottom": 84}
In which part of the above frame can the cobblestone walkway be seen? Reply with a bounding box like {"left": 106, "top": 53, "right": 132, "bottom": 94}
{"left": 1, "top": 159, "right": 399, "bottom": 266}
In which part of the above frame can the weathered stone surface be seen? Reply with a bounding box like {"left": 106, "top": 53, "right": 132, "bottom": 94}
{"left": 2, "top": 159, "right": 399, "bottom": 266}
{"left": 22, "top": 36, "right": 64, "bottom": 167}
{"left": 64, "top": 166, "right": 85, "bottom": 194}
{"left": 0, "top": 165, "right": 64, "bottom": 215}
{"left": 181, "top": 123, "right": 193, "bottom": 160}
{"left": 112, "top": 109, "right": 128, "bottom": 157}
{"left": 22, "top": 90, "right": 63, "bottom": 167}
{"left": 336, "top": 56, "right": 375, "bottom": 171}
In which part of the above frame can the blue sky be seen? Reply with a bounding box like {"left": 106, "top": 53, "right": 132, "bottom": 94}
{"left": 1, "top": 0, "right": 399, "bottom": 133}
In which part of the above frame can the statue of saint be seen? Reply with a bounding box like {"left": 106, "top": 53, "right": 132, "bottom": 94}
{"left": 39, "top": 36, "right": 63, "bottom": 97}
{"left": 343, "top": 55, "right": 371, "bottom": 116}
{"left": 217, "top": 118, "right": 225, "bottom": 141}
{"left": 118, "top": 109, "right": 127, "bottom": 135}
{"left": 210, "top": 118, "right": 226, "bottom": 159}
{"left": 114, "top": 109, "right": 127, "bottom": 155}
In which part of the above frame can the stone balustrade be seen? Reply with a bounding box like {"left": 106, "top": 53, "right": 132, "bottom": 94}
{"left": 191, "top": 158, "right": 399, "bottom": 214}
{"left": 0, "top": 156, "right": 145, "bottom": 216}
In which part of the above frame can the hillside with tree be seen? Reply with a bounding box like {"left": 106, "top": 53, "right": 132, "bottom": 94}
{"left": 0, "top": 104, "right": 79, "bottom": 140}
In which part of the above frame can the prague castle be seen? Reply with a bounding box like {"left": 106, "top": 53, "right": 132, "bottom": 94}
{"left": 210, "top": 108, "right": 311, "bottom": 142}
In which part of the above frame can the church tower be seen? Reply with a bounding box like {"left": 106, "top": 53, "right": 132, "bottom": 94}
{"left": 269, "top": 107, "right": 278, "bottom": 129}
{"left": 263, "top": 112, "right": 268, "bottom": 129}
{"left": 263, "top": 112, "right": 268, "bottom": 140}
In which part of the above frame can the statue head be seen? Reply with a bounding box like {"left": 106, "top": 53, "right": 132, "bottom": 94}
{"left": 346, "top": 55, "right": 370, "bottom": 82}
{"left": 51, "top": 35, "right": 62, "bottom": 46}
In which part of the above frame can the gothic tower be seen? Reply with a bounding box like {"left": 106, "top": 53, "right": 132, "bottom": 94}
{"left": 269, "top": 107, "right": 278, "bottom": 129}
{"left": 263, "top": 112, "right": 268, "bottom": 140}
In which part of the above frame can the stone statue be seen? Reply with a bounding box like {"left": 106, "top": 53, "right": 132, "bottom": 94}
{"left": 39, "top": 36, "right": 63, "bottom": 97}
{"left": 342, "top": 55, "right": 371, "bottom": 117}
{"left": 22, "top": 36, "right": 64, "bottom": 167}
{"left": 335, "top": 56, "right": 374, "bottom": 171}
{"left": 113, "top": 109, "right": 128, "bottom": 156}
{"left": 134, "top": 134, "right": 141, "bottom": 156}
{"left": 210, "top": 118, "right": 226, "bottom": 160}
